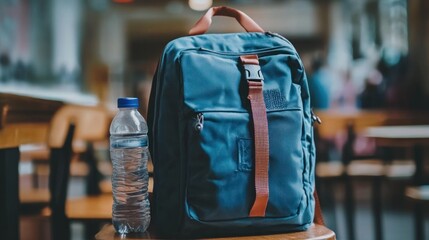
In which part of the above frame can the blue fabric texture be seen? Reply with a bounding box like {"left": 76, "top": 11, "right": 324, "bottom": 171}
{"left": 147, "top": 32, "right": 316, "bottom": 238}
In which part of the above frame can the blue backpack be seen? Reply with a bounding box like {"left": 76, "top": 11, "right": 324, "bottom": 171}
{"left": 148, "top": 6, "right": 321, "bottom": 238}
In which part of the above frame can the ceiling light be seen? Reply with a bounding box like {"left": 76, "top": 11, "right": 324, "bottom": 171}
{"left": 188, "top": 0, "right": 213, "bottom": 11}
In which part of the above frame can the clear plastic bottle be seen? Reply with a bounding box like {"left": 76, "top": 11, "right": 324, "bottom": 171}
{"left": 110, "top": 97, "right": 150, "bottom": 234}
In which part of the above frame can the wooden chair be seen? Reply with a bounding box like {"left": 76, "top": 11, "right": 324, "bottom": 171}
{"left": 315, "top": 110, "right": 385, "bottom": 240}
{"left": 46, "top": 104, "right": 111, "bottom": 240}
{"left": 314, "top": 109, "right": 416, "bottom": 240}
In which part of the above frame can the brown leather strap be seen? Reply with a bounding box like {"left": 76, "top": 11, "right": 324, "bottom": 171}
{"left": 313, "top": 190, "right": 325, "bottom": 225}
{"left": 189, "top": 6, "right": 265, "bottom": 35}
{"left": 240, "top": 55, "right": 269, "bottom": 217}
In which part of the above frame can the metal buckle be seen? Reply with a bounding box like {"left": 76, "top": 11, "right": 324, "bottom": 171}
{"left": 243, "top": 64, "right": 264, "bottom": 82}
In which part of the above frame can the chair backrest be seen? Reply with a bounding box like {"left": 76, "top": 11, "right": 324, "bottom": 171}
{"left": 48, "top": 105, "right": 110, "bottom": 148}
{"left": 314, "top": 109, "right": 388, "bottom": 165}
{"left": 315, "top": 109, "right": 388, "bottom": 139}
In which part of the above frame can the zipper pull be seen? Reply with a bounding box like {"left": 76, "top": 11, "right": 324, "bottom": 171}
{"left": 311, "top": 109, "right": 322, "bottom": 125}
{"left": 194, "top": 113, "right": 204, "bottom": 131}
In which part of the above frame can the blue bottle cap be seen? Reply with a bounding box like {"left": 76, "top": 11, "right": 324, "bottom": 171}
{"left": 117, "top": 97, "right": 139, "bottom": 108}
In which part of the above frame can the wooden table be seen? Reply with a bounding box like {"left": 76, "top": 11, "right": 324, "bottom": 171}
{"left": 95, "top": 224, "right": 336, "bottom": 240}
{"left": 0, "top": 90, "right": 98, "bottom": 240}
{"left": 365, "top": 125, "right": 429, "bottom": 185}
{"left": 0, "top": 93, "right": 63, "bottom": 240}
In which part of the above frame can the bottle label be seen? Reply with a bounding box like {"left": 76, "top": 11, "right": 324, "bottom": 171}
{"left": 111, "top": 136, "right": 148, "bottom": 148}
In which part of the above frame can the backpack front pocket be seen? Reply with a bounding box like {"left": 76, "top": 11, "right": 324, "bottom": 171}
{"left": 184, "top": 108, "right": 304, "bottom": 222}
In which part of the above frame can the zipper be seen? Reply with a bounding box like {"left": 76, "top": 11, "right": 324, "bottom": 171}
{"left": 194, "top": 113, "right": 204, "bottom": 132}
{"left": 266, "top": 31, "right": 295, "bottom": 47}
{"left": 188, "top": 108, "right": 302, "bottom": 119}
{"left": 311, "top": 109, "right": 322, "bottom": 125}
{"left": 179, "top": 46, "right": 295, "bottom": 60}
{"left": 197, "top": 46, "right": 294, "bottom": 56}
{"left": 191, "top": 108, "right": 303, "bottom": 132}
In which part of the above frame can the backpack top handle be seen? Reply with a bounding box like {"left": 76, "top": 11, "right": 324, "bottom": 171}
{"left": 189, "top": 6, "right": 265, "bottom": 35}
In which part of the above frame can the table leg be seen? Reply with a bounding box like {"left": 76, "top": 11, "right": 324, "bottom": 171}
{"left": 84, "top": 143, "right": 101, "bottom": 195}
{"left": 344, "top": 175, "right": 355, "bottom": 240}
{"left": 0, "top": 147, "right": 20, "bottom": 240}
{"left": 414, "top": 201, "right": 424, "bottom": 240}
{"left": 413, "top": 145, "right": 425, "bottom": 240}
{"left": 372, "top": 176, "right": 383, "bottom": 240}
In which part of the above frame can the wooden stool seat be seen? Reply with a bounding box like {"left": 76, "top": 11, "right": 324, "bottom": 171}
{"left": 385, "top": 160, "right": 415, "bottom": 179}
{"left": 316, "top": 162, "right": 344, "bottom": 178}
{"left": 20, "top": 188, "right": 50, "bottom": 204}
{"left": 317, "top": 159, "right": 415, "bottom": 178}
{"left": 346, "top": 159, "right": 385, "bottom": 177}
{"left": 95, "top": 224, "right": 336, "bottom": 240}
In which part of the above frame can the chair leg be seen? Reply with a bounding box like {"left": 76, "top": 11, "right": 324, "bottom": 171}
{"left": 318, "top": 178, "right": 338, "bottom": 232}
{"left": 372, "top": 177, "right": 383, "bottom": 240}
{"left": 0, "top": 148, "right": 20, "bottom": 240}
{"left": 50, "top": 148, "right": 71, "bottom": 240}
{"left": 50, "top": 125, "right": 74, "bottom": 240}
{"left": 84, "top": 143, "right": 102, "bottom": 196}
{"left": 345, "top": 176, "right": 355, "bottom": 240}
{"left": 32, "top": 169, "right": 39, "bottom": 189}
{"left": 414, "top": 202, "right": 424, "bottom": 240}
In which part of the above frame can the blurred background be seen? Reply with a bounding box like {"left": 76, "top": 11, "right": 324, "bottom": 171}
{"left": 1, "top": 0, "right": 429, "bottom": 240}
{"left": 2, "top": 0, "right": 428, "bottom": 113}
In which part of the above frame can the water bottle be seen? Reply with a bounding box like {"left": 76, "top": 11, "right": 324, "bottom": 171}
{"left": 110, "top": 97, "right": 150, "bottom": 234}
